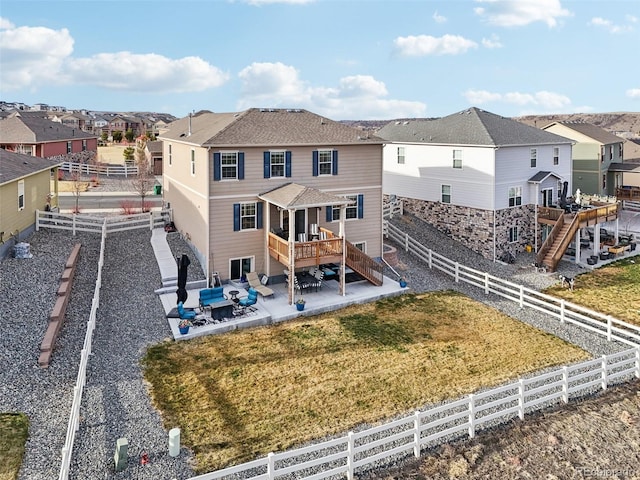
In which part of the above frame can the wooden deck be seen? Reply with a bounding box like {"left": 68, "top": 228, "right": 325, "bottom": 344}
{"left": 616, "top": 186, "right": 640, "bottom": 201}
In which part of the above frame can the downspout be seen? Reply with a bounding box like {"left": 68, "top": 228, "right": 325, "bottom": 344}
{"left": 206, "top": 147, "right": 211, "bottom": 287}
{"left": 264, "top": 201, "right": 271, "bottom": 278}
{"left": 340, "top": 205, "right": 346, "bottom": 296}
{"left": 535, "top": 183, "right": 539, "bottom": 252}
{"left": 288, "top": 208, "right": 295, "bottom": 305}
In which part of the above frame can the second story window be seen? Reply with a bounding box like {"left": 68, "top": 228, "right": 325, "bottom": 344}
{"left": 441, "top": 185, "right": 451, "bottom": 204}
{"left": 82, "top": 140, "right": 87, "bottom": 151}
{"left": 67, "top": 141, "right": 72, "bottom": 154}
{"left": 270, "top": 151, "right": 285, "bottom": 177}
{"left": 18, "top": 180, "right": 25, "bottom": 210}
{"left": 264, "top": 151, "right": 291, "bottom": 178}
{"left": 453, "top": 149, "right": 462, "bottom": 169}
{"left": 328, "top": 194, "right": 363, "bottom": 221}
{"left": 168, "top": 144, "right": 172, "bottom": 166}
{"left": 530, "top": 148, "right": 537, "bottom": 168}
{"left": 508, "top": 186, "right": 522, "bottom": 207}
{"left": 397, "top": 147, "right": 405, "bottom": 164}
{"left": 233, "top": 202, "right": 263, "bottom": 231}
{"left": 553, "top": 147, "right": 559, "bottom": 165}
{"left": 190, "top": 150, "right": 195, "bottom": 175}
{"left": 313, "top": 149, "right": 338, "bottom": 176}
{"left": 609, "top": 145, "right": 613, "bottom": 160}
{"left": 214, "top": 151, "right": 245, "bottom": 181}
{"left": 619, "top": 143, "right": 623, "bottom": 157}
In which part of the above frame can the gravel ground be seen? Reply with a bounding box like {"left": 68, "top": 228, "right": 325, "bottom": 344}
{"left": 0, "top": 210, "right": 634, "bottom": 480}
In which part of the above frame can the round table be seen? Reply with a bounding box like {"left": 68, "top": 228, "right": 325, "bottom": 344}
{"left": 229, "top": 290, "right": 240, "bottom": 303}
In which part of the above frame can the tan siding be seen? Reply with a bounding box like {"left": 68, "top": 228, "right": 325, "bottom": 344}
{"left": 0, "top": 170, "right": 51, "bottom": 235}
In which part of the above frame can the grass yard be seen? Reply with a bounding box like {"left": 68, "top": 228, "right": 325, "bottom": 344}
{"left": 0, "top": 413, "right": 29, "bottom": 480}
{"left": 143, "top": 291, "right": 588, "bottom": 473}
{"left": 544, "top": 258, "right": 640, "bottom": 326}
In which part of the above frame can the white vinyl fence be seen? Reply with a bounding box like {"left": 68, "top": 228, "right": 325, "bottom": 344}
{"left": 60, "top": 161, "right": 138, "bottom": 177}
{"left": 182, "top": 220, "right": 640, "bottom": 480}
{"left": 36, "top": 209, "right": 169, "bottom": 235}
{"left": 58, "top": 222, "right": 107, "bottom": 480}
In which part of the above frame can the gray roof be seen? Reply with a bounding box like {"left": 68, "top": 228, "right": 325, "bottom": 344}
{"left": 0, "top": 149, "right": 62, "bottom": 185}
{"left": 544, "top": 121, "right": 623, "bottom": 145}
{"left": 0, "top": 114, "right": 97, "bottom": 143}
{"left": 377, "top": 107, "right": 573, "bottom": 147}
{"left": 609, "top": 162, "right": 640, "bottom": 173}
{"left": 528, "top": 171, "right": 563, "bottom": 183}
{"left": 146, "top": 140, "right": 163, "bottom": 153}
{"left": 258, "top": 182, "right": 354, "bottom": 209}
{"left": 159, "top": 108, "right": 383, "bottom": 147}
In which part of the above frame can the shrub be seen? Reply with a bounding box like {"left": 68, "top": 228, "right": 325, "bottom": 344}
{"left": 120, "top": 200, "right": 136, "bottom": 215}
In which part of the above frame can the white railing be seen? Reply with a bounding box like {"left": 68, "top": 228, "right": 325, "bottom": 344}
{"left": 60, "top": 161, "right": 138, "bottom": 177}
{"left": 382, "top": 198, "right": 403, "bottom": 219}
{"left": 58, "top": 221, "right": 107, "bottom": 480}
{"left": 36, "top": 210, "right": 169, "bottom": 235}
{"left": 187, "top": 347, "right": 639, "bottom": 480}
{"left": 184, "top": 221, "right": 640, "bottom": 480}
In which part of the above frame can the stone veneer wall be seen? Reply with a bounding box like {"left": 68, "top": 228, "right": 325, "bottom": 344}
{"left": 398, "top": 196, "right": 535, "bottom": 260}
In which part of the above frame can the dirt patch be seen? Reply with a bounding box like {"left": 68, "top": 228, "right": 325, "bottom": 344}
{"left": 359, "top": 379, "right": 640, "bottom": 480}
{"left": 96, "top": 145, "right": 129, "bottom": 164}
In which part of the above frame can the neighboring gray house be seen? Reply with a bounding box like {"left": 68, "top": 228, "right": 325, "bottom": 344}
{"left": 378, "top": 107, "right": 574, "bottom": 260}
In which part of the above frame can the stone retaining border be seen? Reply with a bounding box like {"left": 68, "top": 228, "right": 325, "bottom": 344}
{"left": 39, "top": 243, "right": 81, "bottom": 368}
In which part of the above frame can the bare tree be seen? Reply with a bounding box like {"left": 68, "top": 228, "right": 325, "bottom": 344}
{"left": 69, "top": 171, "right": 83, "bottom": 213}
{"left": 131, "top": 137, "right": 154, "bottom": 211}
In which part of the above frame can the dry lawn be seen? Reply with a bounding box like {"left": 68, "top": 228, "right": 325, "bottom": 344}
{"left": 96, "top": 145, "right": 128, "bottom": 164}
{"left": 0, "top": 413, "right": 29, "bottom": 480}
{"left": 360, "top": 380, "right": 640, "bottom": 480}
{"left": 143, "top": 291, "right": 588, "bottom": 473}
{"left": 55, "top": 180, "right": 90, "bottom": 193}
{"left": 544, "top": 258, "right": 640, "bottom": 326}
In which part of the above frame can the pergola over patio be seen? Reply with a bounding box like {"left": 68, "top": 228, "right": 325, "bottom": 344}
{"left": 259, "top": 182, "right": 353, "bottom": 305}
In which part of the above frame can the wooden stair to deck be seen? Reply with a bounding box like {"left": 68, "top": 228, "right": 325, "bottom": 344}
{"left": 345, "top": 241, "right": 384, "bottom": 286}
{"left": 539, "top": 214, "right": 580, "bottom": 272}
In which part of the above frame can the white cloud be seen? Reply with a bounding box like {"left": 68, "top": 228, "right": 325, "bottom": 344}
{"left": 0, "top": 17, "right": 15, "bottom": 29}
{"left": 474, "top": 0, "right": 572, "bottom": 28}
{"left": 588, "top": 17, "right": 633, "bottom": 34}
{"left": 464, "top": 89, "right": 572, "bottom": 111}
{"left": 236, "top": 62, "right": 426, "bottom": 119}
{"left": 66, "top": 53, "right": 228, "bottom": 92}
{"left": 394, "top": 34, "right": 478, "bottom": 56}
{"left": 0, "top": 20, "right": 229, "bottom": 93}
{"left": 481, "top": 34, "right": 503, "bottom": 48}
{"left": 627, "top": 15, "right": 638, "bottom": 23}
{"left": 627, "top": 88, "right": 640, "bottom": 99}
{"left": 433, "top": 11, "right": 447, "bottom": 23}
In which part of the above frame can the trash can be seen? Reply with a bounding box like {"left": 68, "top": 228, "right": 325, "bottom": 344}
{"left": 154, "top": 185, "right": 162, "bottom": 195}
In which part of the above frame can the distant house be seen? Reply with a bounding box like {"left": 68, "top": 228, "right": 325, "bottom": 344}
{"left": 145, "top": 140, "right": 163, "bottom": 175}
{"left": 159, "top": 108, "right": 385, "bottom": 303}
{"left": 0, "top": 112, "right": 98, "bottom": 159}
{"left": 0, "top": 149, "right": 61, "bottom": 258}
{"left": 378, "top": 107, "right": 574, "bottom": 260}
{"left": 542, "top": 121, "right": 624, "bottom": 196}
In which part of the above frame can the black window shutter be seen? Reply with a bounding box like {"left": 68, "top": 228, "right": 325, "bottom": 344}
{"left": 357, "top": 194, "right": 364, "bottom": 218}
{"left": 263, "top": 152, "right": 270, "bottom": 178}
{"left": 257, "top": 202, "right": 263, "bottom": 229}
{"left": 213, "top": 152, "right": 221, "bottom": 180}
{"left": 326, "top": 205, "right": 333, "bottom": 222}
{"left": 233, "top": 203, "right": 240, "bottom": 231}
{"left": 332, "top": 150, "right": 338, "bottom": 175}
{"left": 312, "top": 151, "right": 319, "bottom": 176}
{"left": 238, "top": 152, "right": 245, "bottom": 180}
{"left": 285, "top": 151, "right": 292, "bottom": 177}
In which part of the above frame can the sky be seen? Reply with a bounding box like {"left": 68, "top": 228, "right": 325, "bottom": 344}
{"left": 1, "top": 0, "right": 639, "bottom": 121}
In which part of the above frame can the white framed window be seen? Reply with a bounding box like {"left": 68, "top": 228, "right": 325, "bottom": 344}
{"left": 508, "top": 226, "right": 518, "bottom": 243}
{"left": 530, "top": 148, "right": 537, "bottom": 168}
{"left": 18, "top": 180, "right": 25, "bottom": 210}
{"left": 441, "top": 184, "right": 451, "bottom": 204}
{"left": 397, "top": 147, "right": 405, "bottom": 165}
{"left": 318, "top": 150, "right": 333, "bottom": 175}
{"left": 508, "top": 186, "right": 522, "bottom": 207}
{"left": 618, "top": 143, "right": 623, "bottom": 157}
{"left": 602, "top": 174, "right": 606, "bottom": 190}
{"left": 329, "top": 194, "right": 363, "bottom": 221}
{"left": 67, "top": 141, "right": 72, "bottom": 154}
{"left": 230, "top": 256, "right": 254, "bottom": 281}
{"left": 270, "top": 151, "right": 285, "bottom": 177}
{"left": 190, "top": 149, "right": 195, "bottom": 176}
{"left": 353, "top": 241, "right": 366, "bottom": 253}
{"left": 553, "top": 147, "right": 559, "bottom": 165}
{"left": 453, "top": 149, "right": 462, "bottom": 169}
{"left": 221, "top": 152, "right": 238, "bottom": 179}
{"left": 241, "top": 202, "right": 257, "bottom": 230}
{"left": 82, "top": 140, "right": 87, "bottom": 151}
{"left": 609, "top": 145, "right": 613, "bottom": 160}
{"left": 168, "top": 144, "right": 172, "bottom": 166}
{"left": 17, "top": 145, "right": 34, "bottom": 155}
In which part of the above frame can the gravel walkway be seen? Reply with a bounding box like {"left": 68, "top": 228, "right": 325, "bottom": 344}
{"left": 0, "top": 212, "right": 633, "bottom": 480}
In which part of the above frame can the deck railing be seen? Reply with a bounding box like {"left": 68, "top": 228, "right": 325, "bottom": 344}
{"left": 267, "top": 232, "right": 343, "bottom": 267}
{"left": 345, "top": 241, "right": 384, "bottom": 286}
{"left": 616, "top": 186, "right": 640, "bottom": 200}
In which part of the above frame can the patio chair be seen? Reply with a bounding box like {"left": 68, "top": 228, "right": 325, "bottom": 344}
{"left": 298, "top": 233, "right": 307, "bottom": 242}
{"left": 311, "top": 269, "right": 324, "bottom": 291}
{"left": 293, "top": 275, "right": 310, "bottom": 293}
{"left": 177, "top": 301, "right": 196, "bottom": 320}
{"left": 239, "top": 288, "right": 258, "bottom": 307}
{"left": 246, "top": 271, "right": 274, "bottom": 298}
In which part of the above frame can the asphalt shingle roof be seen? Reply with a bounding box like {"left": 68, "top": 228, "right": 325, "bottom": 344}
{"left": 159, "top": 108, "right": 383, "bottom": 147}
{"left": 0, "top": 149, "right": 62, "bottom": 185}
{"left": 547, "top": 121, "right": 623, "bottom": 145}
{"left": 258, "top": 182, "right": 353, "bottom": 209}
{"left": 0, "top": 115, "right": 97, "bottom": 143}
{"left": 377, "top": 107, "right": 573, "bottom": 147}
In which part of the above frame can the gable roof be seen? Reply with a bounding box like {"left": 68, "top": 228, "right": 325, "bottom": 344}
{"left": 543, "top": 121, "right": 622, "bottom": 145}
{"left": 528, "top": 171, "right": 563, "bottom": 183}
{"left": 258, "top": 182, "right": 354, "bottom": 209}
{"left": 377, "top": 107, "right": 573, "bottom": 147}
{"left": 0, "top": 114, "right": 97, "bottom": 143}
{"left": 159, "top": 108, "right": 383, "bottom": 147}
{"left": 0, "top": 149, "right": 62, "bottom": 185}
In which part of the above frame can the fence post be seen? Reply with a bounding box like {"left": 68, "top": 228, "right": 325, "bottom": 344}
{"left": 601, "top": 355, "right": 608, "bottom": 391}
{"left": 428, "top": 250, "right": 432, "bottom": 269}
{"left": 468, "top": 394, "right": 475, "bottom": 439}
{"left": 484, "top": 273, "right": 489, "bottom": 295}
{"left": 606, "top": 315, "right": 612, "bottom": 341}
{"left": 72, "top": 214, "right": 77, "bottom": 236}
{"left": 267, "top": 452, "right": 275, "bottom": 479}
{"left": 149, "top": 212, "right": 153, "bottom": 231}
{"left": 635, "top": 347, "right": 640, "bottom": 379}
{"left": 413, "top": 411, "right": 421, "bottom": 458}
{"left": 561, "top": 366, "right": 569, "bottom": 403}
{"left": 36, "top": 210, "right": 40, "bottom": 231}
{"left": 455, "top": 263, "right": 459, "bottom": 283}
{"left": 518, "top": 379, "right": 525, "bottom": 420}
{"left": 347, "top": 432, "right": 354, "bottom": 480}
{"left": 519, "top": 285, "right": 524, "bottom": 308}
{"left": 560, "top": 300, "right": 565, "bottom": 324}
{"left": 404, "top": 233, "right": 409, "bottom": 252}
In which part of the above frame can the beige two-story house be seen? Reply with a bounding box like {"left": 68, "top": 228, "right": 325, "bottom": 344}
{"left": 159, "top": 108, "right": 385, "bottom": 304}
